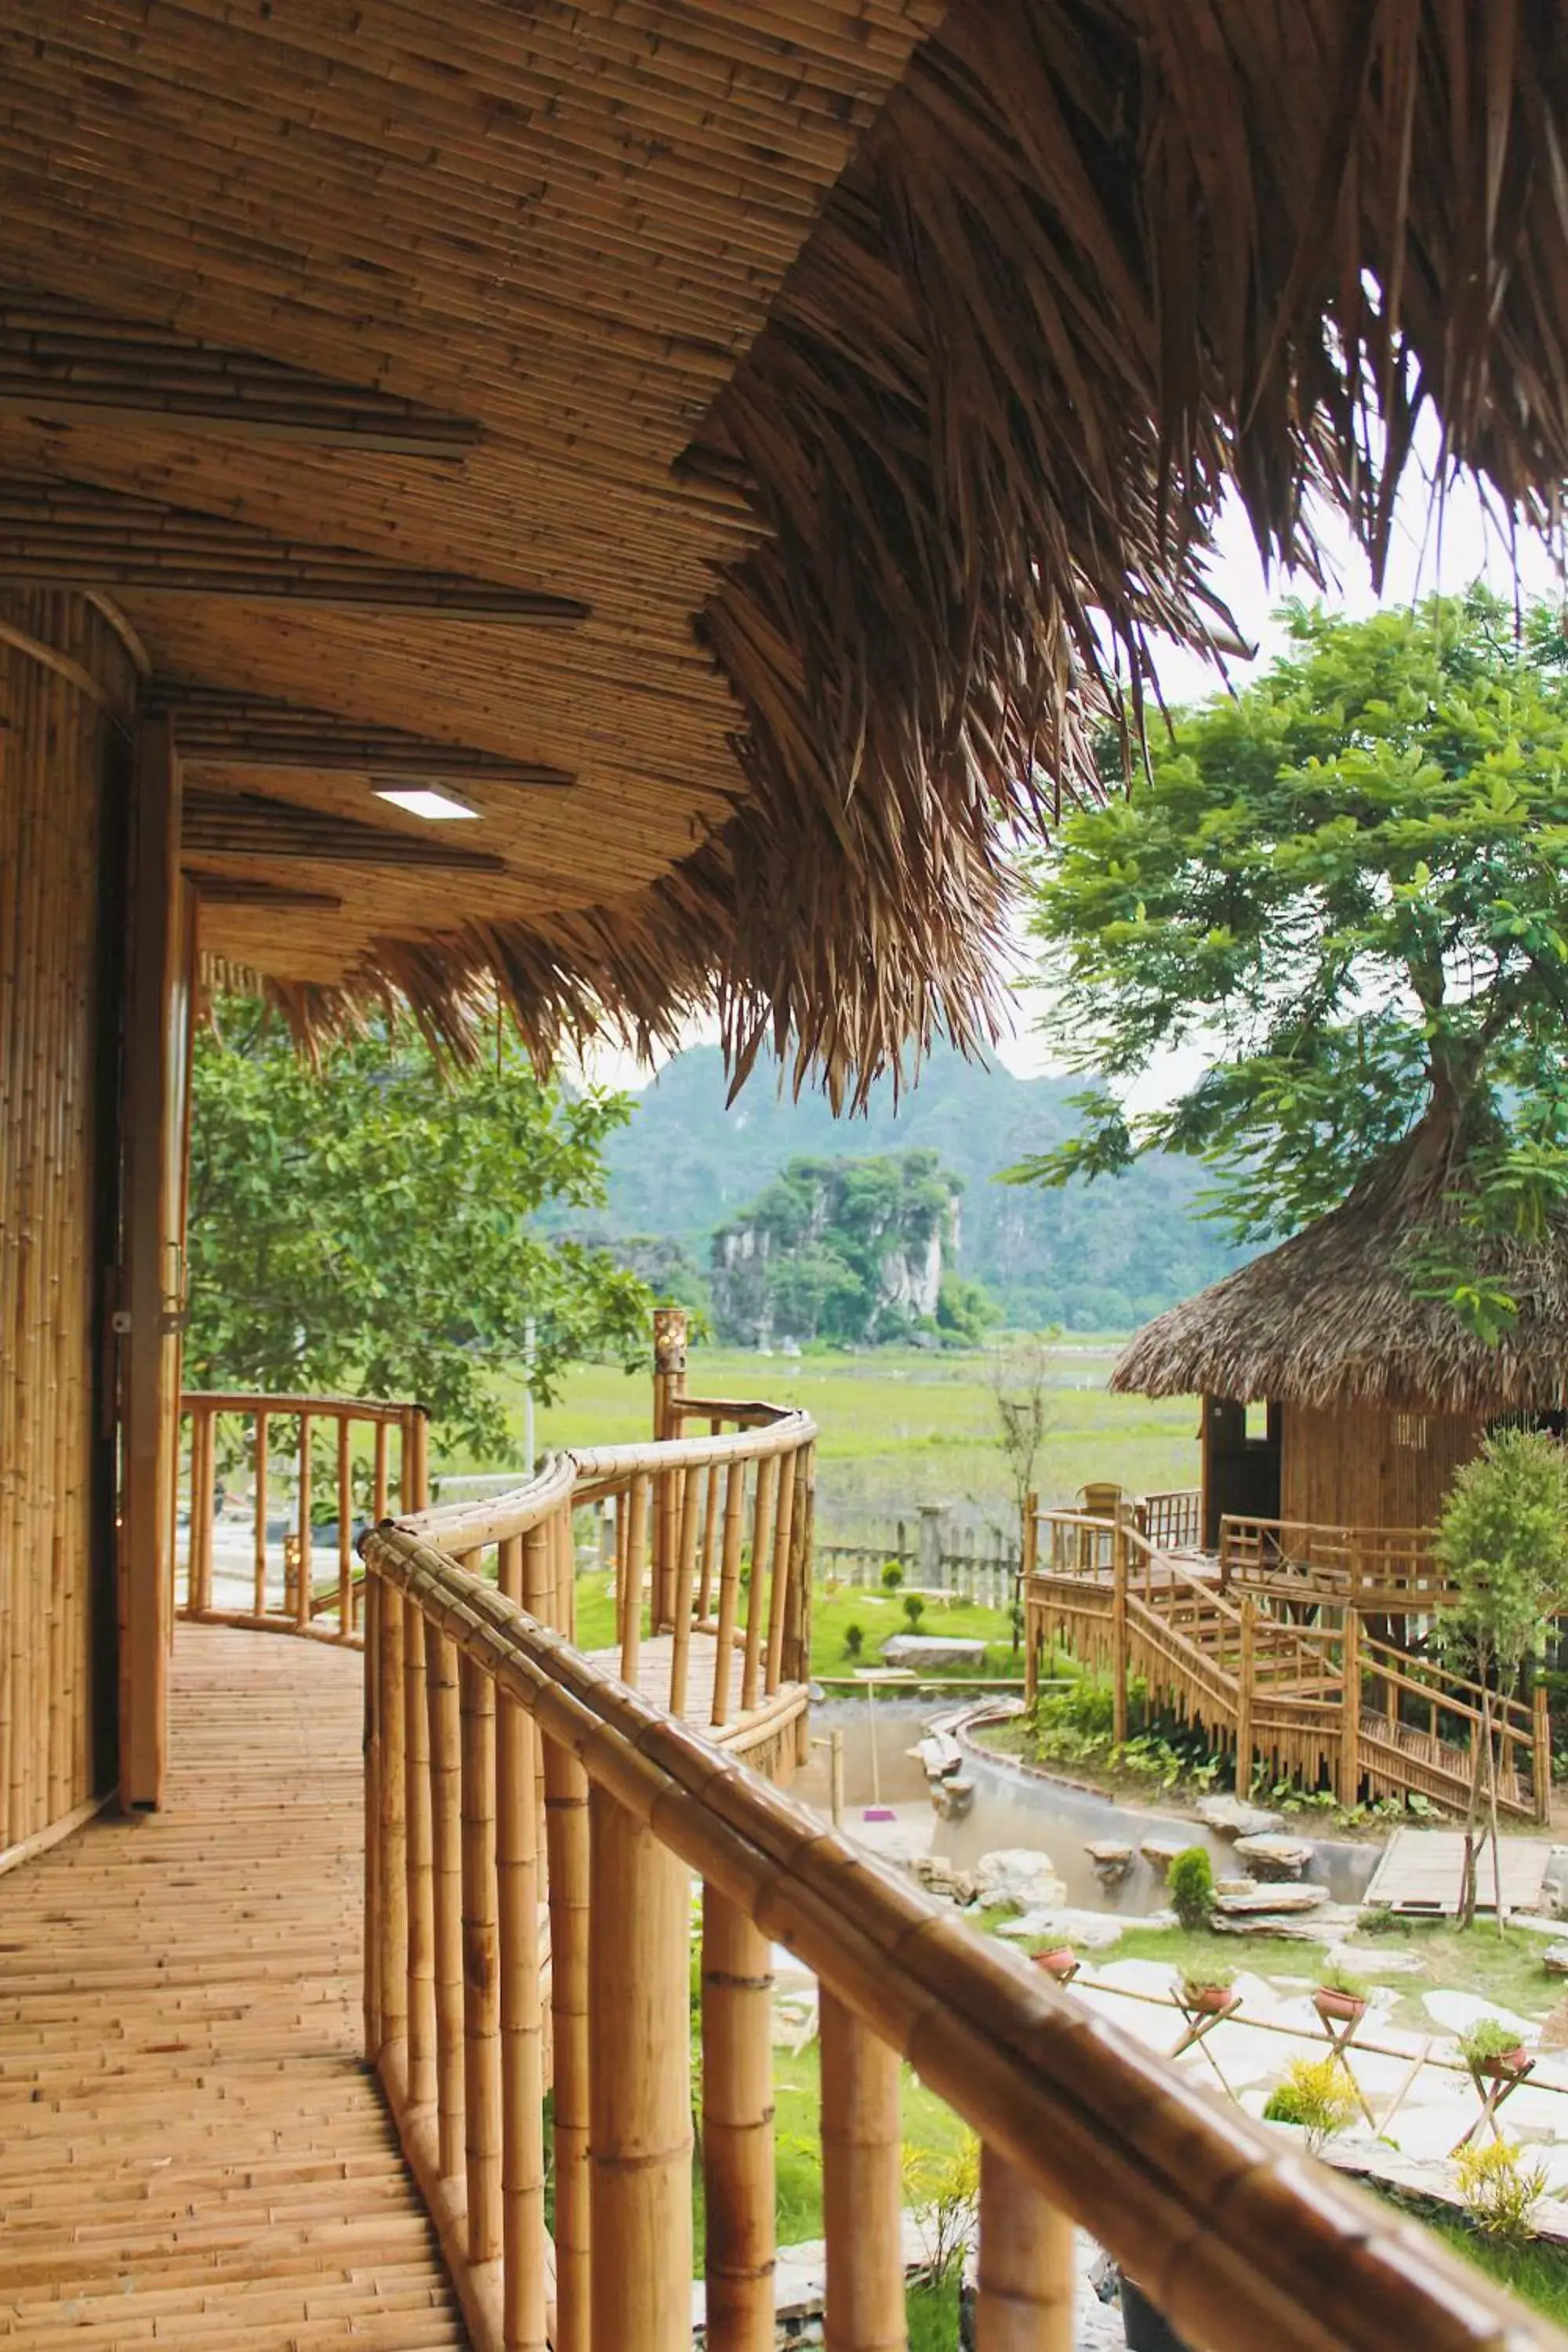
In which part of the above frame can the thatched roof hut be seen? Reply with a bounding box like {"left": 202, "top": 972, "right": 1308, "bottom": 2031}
{"left": 1112, "top": 1115, "right": 1568, "bottom": 1543}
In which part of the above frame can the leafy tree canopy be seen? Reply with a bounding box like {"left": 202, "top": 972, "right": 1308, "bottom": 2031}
{"left": 187, "top": 996, "right": 652, "bottom": 1458}
{"left": 1436, "top": 1428, "right": 1568, "bottom": 1681}
{"left": 1016, "top": 593, "right": 1568, "bottom": 1291}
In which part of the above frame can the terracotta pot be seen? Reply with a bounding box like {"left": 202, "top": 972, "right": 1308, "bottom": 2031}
{"left": 1475, "top": 2046, "right": 1530, "bottom": 2078}
{"left": 1183, "top": 1982, "right": 1235, "bottom": 2016}
{"left": 1034, "top": 1945, "right": 1078, "bottom": 1981}
{"left": 1313, "top": 1987, "right": 1366, "bottom": 2026}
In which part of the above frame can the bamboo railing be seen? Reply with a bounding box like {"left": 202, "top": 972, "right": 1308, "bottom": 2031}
{"left": 1219, "top": 1515, "right": 1454, "bottom": 1612}
{"left": 1134, "top": 1486, "right": 1203, "bottom": 1552}
{"left": 1025, "top": 1507, "right": 1551, "bottom": 1822}
{"left": 361, "top": 1460, "right": 1560, "bottom": 2352}
{"left": 176, "top": 1391, "right": 428, "bottom": 1645}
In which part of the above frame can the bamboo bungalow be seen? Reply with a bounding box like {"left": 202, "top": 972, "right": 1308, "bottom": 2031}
{"left": 6, "top": 6, "right": 1568, "bottom": 2348}
{"left": 1114, "top": 1114, "right": 1568, "bottom": 1566}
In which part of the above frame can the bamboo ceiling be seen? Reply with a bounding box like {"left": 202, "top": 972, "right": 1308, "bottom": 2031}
{"left": 3, "top": 2, "right": 1567, "bottom": 1093}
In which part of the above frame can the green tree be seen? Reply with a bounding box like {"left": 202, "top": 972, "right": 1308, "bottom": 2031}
{"left": 186, "top": 996, "right": 652, "bottom": 1459}
{"left": 1435, "top": 1429, "right": 1568, "bottom": 1929}
{"left": 1015, "top": 593, "right": 1568, "bottom": 1327}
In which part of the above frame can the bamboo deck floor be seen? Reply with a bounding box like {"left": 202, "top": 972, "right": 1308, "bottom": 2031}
{"left": 0, "top": 1624, "right": 466, "bottom": 2350}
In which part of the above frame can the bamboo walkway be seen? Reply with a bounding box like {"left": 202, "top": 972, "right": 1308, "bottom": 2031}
{"left": 0, "top": 1624, "right": 466, "bottom": 2350}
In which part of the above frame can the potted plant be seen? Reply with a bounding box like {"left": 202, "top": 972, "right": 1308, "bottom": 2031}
{"left": 1033, "top": 1944, "right": 1079, "bottom": 1982}
{"left": 1178, "top": 1963, "right": 1237, "bottom": 2016}
{"left": 1312, "top": 1963, "right": 1369, "bottom": 2027}
{"left": 1459, "top": 2018, "right": 1531, "bottom": 2080}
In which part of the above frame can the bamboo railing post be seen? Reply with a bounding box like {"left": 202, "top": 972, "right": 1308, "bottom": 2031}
{"left": 1339, "top": 1609, "right": 1361, "bottom": 1807}
{"left": 535, "top": 1502, "right": 590, "bottom": 2350}
{"left": 781, "top": 1445, "right": 813, "bottom": 1704}
{"left": 1235, "top": 1597, "right": 1257, "bottom": 1806}
{"left": 405, "top": 1600, "right": 437, "bottom": 2112}
{"left": 697, "top": 1444, "right": 722, "bottom": 1620}
{"left": 495, "top": 1534, "right": 548, "bottom": 2352}
{"left": 975, "top": 2145, "right": 1074, "bottom": 2351}
{"left": 426, "top": 1616, "right": 466, "bottom": 2179}
{"left": 1110, "top": 1519, "right": 1129, "bottom": 1748}
{"left": 459, "top": 1651, "right": 503, "bottom": 2267}
{"left": 364, "top": 1573, "right": 383, "bottom": 2060}
{"left": 589, "top": 1781, "right": 692, "bottom": 2352}
{"left": 740, "top": 1458, "right": 777, "bottom": 1715}
{"left": 764, "top": 1447, "right": 797, "bottom": 1697}
{"left": 194, "top": 1404, "right": 217, "bottom": 1613}
{"left": 710, "top": 1462, "right": 746, "bottom": 1730}
{"left": 295, "top": 1410, "right": 313, "bottom": 1628}
{"left": 651, "top": 1307, "right": 688, "bottom": 1631}
{"left": 374, "top": 1418, "right": 390, "bottom": 1518}
{"left": 252, "top": 1410, "right": 269, "bottom": 1615}
{"left": 376, "top": 1579, "right": 408, "bottom": 2066}
{"left": 337, "top": 1412, "right": 354, "bottom": 1630}
{"left": 669, "top": 1461, "right": 703, "bottom": 1718}
{"left": 620, "top": 1473, "right": 650, "bottom": 1690}
{"left": 1535, "top": 1683, "right": 1552, "bottom": 1826}
{"left": 702, "top": 1885, "right": 776, "bottom": 2352}
{"left": 1022, "top": 1491, "right": 1040, "bottom": 1707}
{"left": 820, "top": 1991, "right": 905, "bottom": 2352}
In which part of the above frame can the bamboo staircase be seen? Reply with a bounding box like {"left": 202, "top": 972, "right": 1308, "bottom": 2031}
{"left": 1025, "top": 1509, "right": 1550, "bottom": 1821}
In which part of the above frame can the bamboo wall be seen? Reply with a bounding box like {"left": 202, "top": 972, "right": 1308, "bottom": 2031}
{"left": 1279, "top": 1402, "right": 1482, "bottom": 1531}
{"left": 0, "top": 590, "right": 136, "bottom": 1856}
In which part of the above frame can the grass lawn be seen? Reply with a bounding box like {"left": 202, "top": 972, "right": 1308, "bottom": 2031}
{"left": 1427, "top": 2217, "right": 1568, "bottom": 2325}
{"left": 455, "top": 1341, "right": 1200, "bottom": 1537}
{"left": 810, "top": 1581, "right": 1022, "bottom": 1679}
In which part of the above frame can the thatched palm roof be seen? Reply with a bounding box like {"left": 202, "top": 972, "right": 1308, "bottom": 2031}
{"left": 6, "top": 3, "right": 1568, "bottom": 1090}
{"left": 1112, "top": 1116, "right": 1568, "bottom": 1416}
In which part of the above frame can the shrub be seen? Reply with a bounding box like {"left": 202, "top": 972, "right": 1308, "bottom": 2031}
{"left": 1167, "top": 1845, "right": 1214, "bottom": 1930}
{"left": 903, "top": 1594, "right": 925, "bottom": 1630}
{"left": 881, "top": 1563, "right": 905, "bottom": 1592}
{"left": 844, "top": 1623, "right": 864, "bottom": 1659}
{"left": 1454, "top": 2138, "right": 1551, "bottom": 2246}
{"left": 1317, "top": 1962, "right": 1370, "bottom": 2000}
{"left": 1179, "top": 1963, "right": 1235, "bottom": 1994}
{"left": 1262, "top": 2056, "right": 1358, "bottom": 2153}
{"left": 1460, "top": 2019, "right": 1529, "bottom": 2068}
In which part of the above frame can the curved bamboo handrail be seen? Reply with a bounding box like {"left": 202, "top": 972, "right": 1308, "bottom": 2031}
{"left": 361, "top": 1515, "right": 1559, "bottom": 2352}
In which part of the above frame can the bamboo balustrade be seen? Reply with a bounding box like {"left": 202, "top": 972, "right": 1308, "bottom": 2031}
{"left": 1218, "top": 1514, "right": 1454, "bottom": 1611}
{"left": 176, "top": 1391, "right": 426, "bottom": 1645}
{"left": 361, "top": 1478, "right": 1556, "bottom": 2352}
{"left": 1134, "top": 1487, "right": 1203, "bottom": 1552}
{"left": 1025, "top": 1506, "right": 1551, "bottom": 1823}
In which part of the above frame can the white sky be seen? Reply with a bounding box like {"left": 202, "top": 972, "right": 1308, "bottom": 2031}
{"left": 576, "top": 447, "right": 1564, "bottom": 1109}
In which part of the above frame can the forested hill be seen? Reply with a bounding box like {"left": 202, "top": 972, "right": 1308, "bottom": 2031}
{"left": 592, "top": 1044, "right": 1242, "bottom": 1330}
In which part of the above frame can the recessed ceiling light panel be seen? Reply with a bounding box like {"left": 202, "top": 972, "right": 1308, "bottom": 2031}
{"left": 374, "top": 785, "right": 481, "bottom": 822}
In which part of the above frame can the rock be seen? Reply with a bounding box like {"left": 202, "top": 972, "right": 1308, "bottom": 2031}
{"left": 1544, "top": 1945, "right": 1568, "bottom": 1981}
{"left": 931, "top": 1776, "right": 975, "bottom": 1821}
{"left": 909, "top": 1853, "right": 978, "bottom": 1906}
{"left": 992, "top": 1906, "right": 1130, "bottom": 1951}
{"left": 975, "top": 1848, "right": 1068, "bottom": 1911}
{"left": 1233, "top": 1833, "right": 1315, "bottom": 1881}
{"left": 1084, "top": 1841, "right": 1134, "bottom": 1886}
{"left": 909, "top": 1730, "right": 964, "bottom": 1780}
{"left": 1139, "top": 1836, "right": 1192, "bottom": 1877}
{"left": 1215, "top": 1875, "right": 1256, "bottom": 1898}
{"left": 882, "top": 1635, "right": 987, "bottom": 1671}
{"left": 1213, "top": 1882, "right": 1328, "bottom": 1916}
{"left": 1196, "top": 1795, "right": 1286, "bottom": 1838}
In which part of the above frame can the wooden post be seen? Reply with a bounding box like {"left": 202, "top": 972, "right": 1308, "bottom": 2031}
{"left": 546, "top": 1727, "right": 592, "bottom": 2351}
{"left": 118, "top": 713, "right": 187, "bottom": 1810}
{"left": 459, "top": 1652, "right": 503, "bottom": 2266}
{"left": 741, "top": 1458, "right": 777, "bottom": 1715}
{"left": 1023, "top": 1490, "right": 1040, "bottom": 1709}
{"left": 1535, "top": 1682, "right": 1552, "bottom": 1827}
{"left": 975, "top": 2146, "right": 1074, "bottom": 2351}
{"left": 405, "top": 1601, "right": 437, "bottom": 2112}
{"left": 373, "top": 1418, "right": 390, "bottom": 1519}
{"left": 710, "top": 1462, "right": 746, "bottom": 1729}
{"left": 1235, "top": 1596, "right": 1256, "bottom": 1807}
{"left": 669, "top": 1461, "right": 703, "bottom": 1719}
{"left": 337, "top": 1412, "right": 354, "bottom": 1632}
{"left": 1339, "top": 1608, "right": 1361, "bottom": 1809}
{"left": 426, "top": 1617, "right": 466, "bottom": 2178}
{"left": 295, "top": 1410, "right": 314, "bottom": 1628}
{"left": 698, "top": 1450, "right": 722, "bottom": 1620}
{"left": 589, "top": 1783, "right": 692, "bottom": 2352}
{"left": 191, "top": 1404, "right": 216, "bottom": 1612}
{"left": 620, "top": 1473, "right": 649, "bottom": 1690}
{"left": 1110, "top": 1519, "right": 1129, "bottom": 1748}
{"left": 820, "top": 1991, "right": 905, "bottom": 2352}
{"left": 765, "top": 1447, "right": 797, "bottom": 1697}
{"left": 376, "top": 1581, "right": 408, "bottom": 2066}
{"left": 496, "top": 1535, "right": 548, "bottom": 2352}
{"left": 252, "top": 1411, "right": 269, "bottom": 1615}
{"left": 702, "top": 1885, "right": 776, "bottom": 2352}
{"left": 651, "top": 1308, "right": 688, "bottom": 1632}
{"left": 364, "top": 1573, "right": 383, "bottom": 2060}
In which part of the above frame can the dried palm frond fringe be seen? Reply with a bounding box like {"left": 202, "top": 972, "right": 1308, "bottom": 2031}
{"left": 1112, "top": 1110, "right": 1568, "bottom": 1416}
{"left": 305, "top": 0, "right": 1568, "bottom": 1101}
